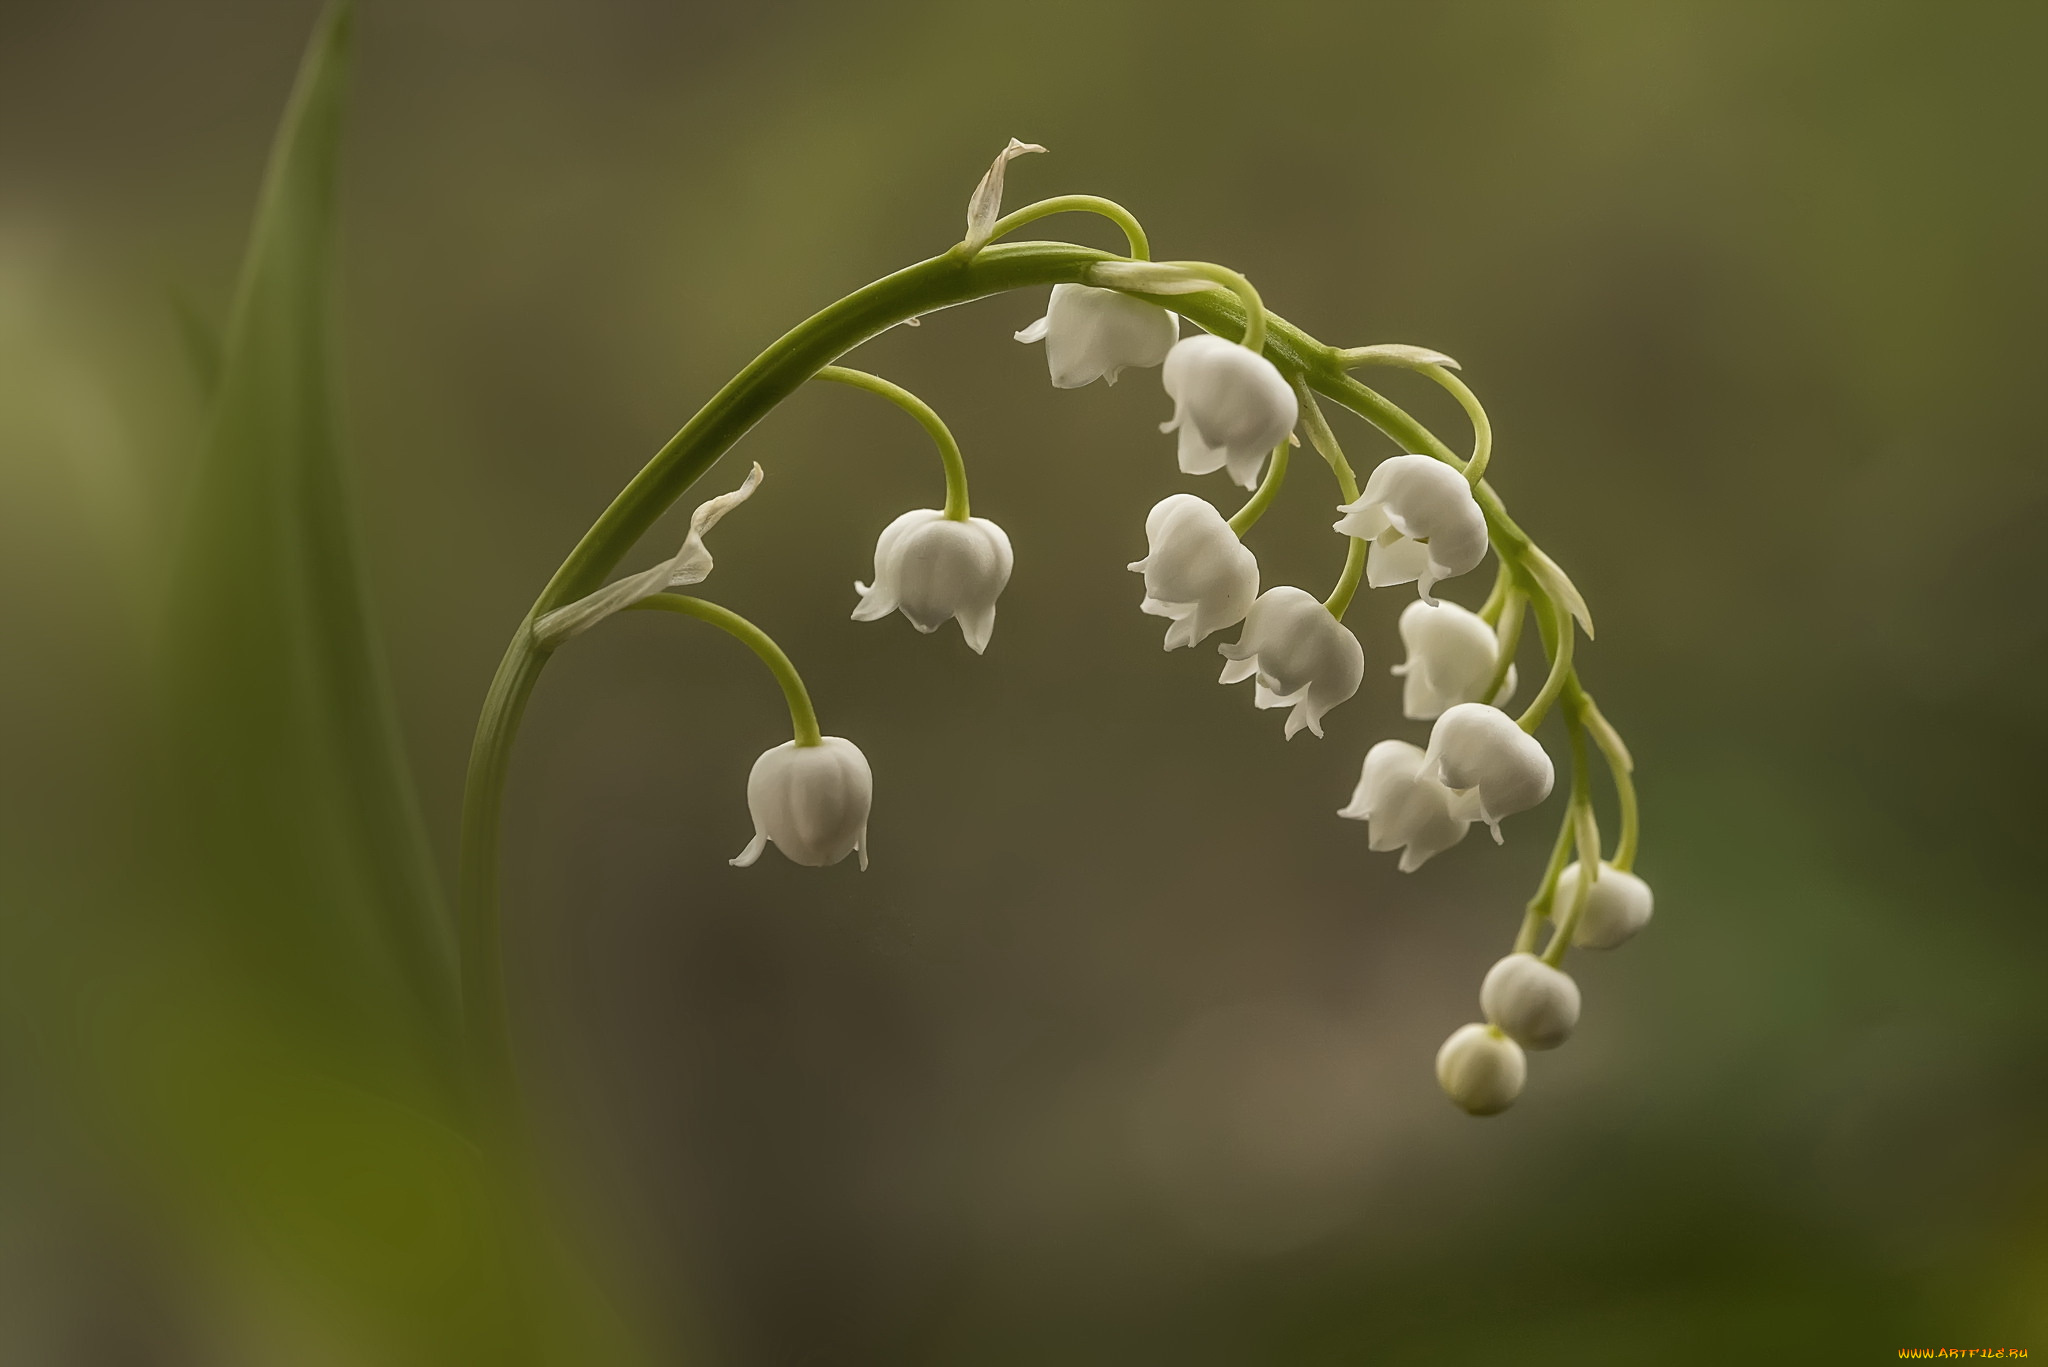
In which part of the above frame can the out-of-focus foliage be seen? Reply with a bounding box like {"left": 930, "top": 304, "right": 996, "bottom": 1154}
{"left": 5, "top": 9, "right": 632, "bottom": 1365}
{"left": 2, "top": 1, "right": 2046, "bottom": 1364}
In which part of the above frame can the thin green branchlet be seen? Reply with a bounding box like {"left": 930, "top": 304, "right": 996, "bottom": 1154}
{"left": 1226, "top": 440, "right": 1290, "bottom": 536}
{"left": 814, "top": 366, "right": 971, "bottom": 521}
{"left": 459, "top": 139, "right": 1645, "bottom": 1123}
{"left": 629, "top": 595, "right": 822, "bottom": 747}
{"left": 1293, "top": 380, "right": 1365, "bottom": 622}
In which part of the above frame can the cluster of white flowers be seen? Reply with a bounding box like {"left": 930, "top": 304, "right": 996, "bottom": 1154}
{"left": 536, "top": 140, "right": 1650, "bottom": 1120}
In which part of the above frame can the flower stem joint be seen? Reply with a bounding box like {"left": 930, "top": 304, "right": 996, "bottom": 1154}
{"left": 464, "top": 138, "right": 1651, "bottom": 1120}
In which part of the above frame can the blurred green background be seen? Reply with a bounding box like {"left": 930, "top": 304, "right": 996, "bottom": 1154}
{"left": 4, "top": 1, "right": 2046, "bottom": 1363}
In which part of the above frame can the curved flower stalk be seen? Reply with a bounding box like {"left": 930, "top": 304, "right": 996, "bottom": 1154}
{"left": 458, "top": 137, "right": 1648, "bottom": 1147}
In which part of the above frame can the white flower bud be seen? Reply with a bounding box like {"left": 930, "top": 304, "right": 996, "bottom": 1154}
{"left": 1217, "top": 587, "right": 1364, "bottom": 739}
{"left": 1392, "top": 599, "right": 1516, "bottom": 720}
{"left": 1423, "top": 702, "right": 1554, "bottom": 839}
{"left": 1555, "top": 861, "right": 1654, "bottom": 949}
{"left": 1336, "top": 739, "right": 1479, "bottom": 872}
{"left": 731, "top": 737, "right": 873, "bottom": 870}
{"left": 1435, "top": 1023, "right": 1526, "bottom": 1116}
{"left": 1479, "top": 952, "right": 1581, "bottom": 1051}
{"left": 852, "top": 509, "right": 1014, "bottom": 654}
{"left": 1126, "top": 493, "right": 1259, "bottom": 650}
{"left": 1014, "top": 284, "right": 1178, "bottom": 389}
{"left": 1159, "top": 333, "right": 1298, "bottom": 490}
{"left": 1333, "top": 454, "right": 1489, "bottom": 602}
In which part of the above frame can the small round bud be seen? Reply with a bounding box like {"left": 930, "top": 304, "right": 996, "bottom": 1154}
{"left": 1434, "top": 1023, "right": 1526, "bottom": 1116}
{"left": 1479, "top": 952, "right": 1581, "bottom": 1050}
{"left": 1555, "top": 861, "right": 1654, "bottom": 950}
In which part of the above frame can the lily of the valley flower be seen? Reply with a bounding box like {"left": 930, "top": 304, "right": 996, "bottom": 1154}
{"left": 731, "top": 737, "right": 874, "bottom": 870}
{"left": 1159, "top": 333, "right": 1297, "bottom": 490}
{"left": 1337, "top": 739, "right": 1480, "bottom": 872}
{"left": 1393, "top": 599, "right": 1516, "bottom": 720}
{"left": 1127, "top": 493, "right": 1258, "bottom": 649}
{"left": 1479, "top": 952, "right": 1581, "bottom": 1050}
{"left": 1435, "top": 1023, "right": 1526, "bottom": 1116}
{"left": 853, "top": 510, "right": 1014, "bottom": 654}
{"left": 1217, "top": 586, "right": 1363, "bottom": 739}
{"left": 1015, "top": 284, "right": 1178, "bottom": 388}
{"left": 1333, "top": 454, "right": 1489, "bottom": 602}
{"left": 1554, "top": 862, "right": 1654, "bottom": 949}
{"left": 1423, "top": 702, "right": 1554, "bottom": 839}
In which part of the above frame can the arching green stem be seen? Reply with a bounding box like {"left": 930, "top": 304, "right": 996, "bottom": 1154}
{"left": 814, "top": 365, "right": 970, "bottom": 521}
{"left": 1226, "top": 442, "right": 1289, "bottom": 536}
{"left": 985, "top": 194, "right": 1150, "bottom": 260}
{"left": 629, "top": 595, "right": 821, "bottom": 746}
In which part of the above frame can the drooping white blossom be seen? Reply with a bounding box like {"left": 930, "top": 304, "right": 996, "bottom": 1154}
{"left": 1479, "top": 953, "right": 1581, "bottom": 1051}
{"left": 534, "top": 463, "right": 764, "bottom": 648}
{"left": 1423, "top": 702, "right": 1554, "bottom": 839}
{"left": 852, "top": 510, "right": 1014, "bottom": 654}
{"left": 1392, "top": 599, "right": 1516, "bottom": 720}
{"left": 1159, "top": 333, "right": 1298, "bottom": 490}
{"left": 1435, "top": 1023, "right": 1526, "bottom": 1116}
{"left": 731, "top": 737, "right": 873, "bottom": 871}
{"left": 1336, "top": 739, "right": 1480, "bottom": 872}
{"left": 1333, "top": 454, "right": 1489, "bottom": 602}
{"left": 1217, "top": 587, "right": 1364, "bottom": 739}
{"left": 1554, "top": 862, "right": 1654, "bottom": 950}
{"left": 1126, "top": 493, "right": 1258, "bottom": 650}
{"left": 1015, "top": 284, "right": 1178, "bottom": 388}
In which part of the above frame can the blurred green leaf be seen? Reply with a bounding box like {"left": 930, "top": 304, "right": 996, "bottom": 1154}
{"left": 165, "top": 1, "right": 456, "bottom": 1069}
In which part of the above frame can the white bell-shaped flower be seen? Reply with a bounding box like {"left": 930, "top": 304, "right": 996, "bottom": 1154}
{"left": 1336, "top": 739, "right": 1480, "bottom": 872}
{"left": 1392, "top": 599, "right": 1516, "bottom": 720}
{"left": 852, "top": 509, "right": 1014, "bottom": 654}
{"left": 1126, "top": 493, "right": 1259, "bottom": 650}
{"left": 1159, "top": 333, "right": 1298, "bottom": 490}
{"left": 731, "top": 737, "right": 873, "bottom": 870}
{"left": 1479, "top": 953, "right": 1581, "bottom": 1051}
{"left": 1435, "top": 1024, "right": 1526, "bottom": 1116}
{"left": 1015, "top": 284, "right": 1178, "bottom": 389}
{"left": 1216, "top": 587, "right": 1364, "bottom": 739}
{"left": 1423, "top": 702, "right": 1554, "bottom": 839}
{"left": 1333, "top": 454, "right": 1489, "bottom": 602}
{"left": 1554, "top": 862, "right": 1654, "bottom": 950}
